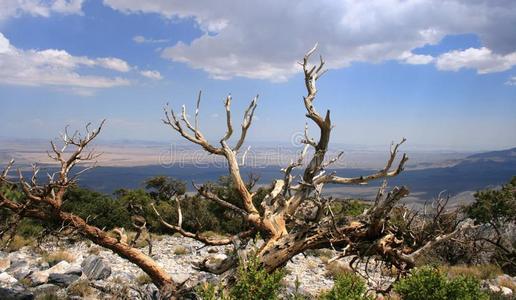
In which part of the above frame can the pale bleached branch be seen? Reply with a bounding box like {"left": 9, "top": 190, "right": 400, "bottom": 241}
{"left": 234, "top": 95, "right": 258, "bottom": 151}
{"left": 220, "top": 95, "right": 233, "bottom": 143}
{"left": 316, "top": 138, "right": 408, "bottom": 185}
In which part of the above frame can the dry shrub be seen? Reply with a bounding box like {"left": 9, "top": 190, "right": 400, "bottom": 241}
{"left": 200, "top": 231, "right": 227, "bottom": 240}
{"left": 441, "top": 265, "right": 482, "bottom": 279}
{"left": 43, "top": 250, "right": 75, "bottom": 266}
{"left": 441, "top": 264, "right": 502, "bottom": 280}
{"left": 325, "top": 260, "right": 353, "bottom": 279}
{"left": 173, "top": 245, "right": 190, "bottom": 255}
{"left": 380, "top": 264, "right": 400, "bottom": 277}
{"left": 1, "top": 235, "right": 35, "bottom": 252}
{"left": 135, "top": 273, "right": 152, "bottom": 286}
{"left": 67, "top": 279, "right": 93, "bottom": 297}
{"left": 87, "top": 245, "right": 101, "bottom": 255}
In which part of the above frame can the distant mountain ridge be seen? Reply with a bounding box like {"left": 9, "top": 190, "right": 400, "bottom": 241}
{"left": 12, "top": 146, "right": 516, "bottom": 204}
{"left": 462, "top": 147, "right": 516, "bottom": 162}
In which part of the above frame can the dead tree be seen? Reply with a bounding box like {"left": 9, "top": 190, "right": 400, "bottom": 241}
{"left": 0, "top": 122, "right": 179, "bottom": 297}
{"left": 156, "top": 44, "right": 475, "bottom": 277}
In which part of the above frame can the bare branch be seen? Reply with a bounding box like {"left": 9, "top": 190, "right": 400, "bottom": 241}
{"left": 220, "top": 95, "right": 233, "bottom": 143}
{"left": 317, "top": 138, "right": 408, "bottom": 185}
{"left": 193, "top": 182, "right": 248, "bottom": 217}
{"left": 234, "top": 95, "right": 258, "bottom": 151}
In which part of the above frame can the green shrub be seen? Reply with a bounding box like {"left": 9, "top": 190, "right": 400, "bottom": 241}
{"left": 229, "top": 253, "right": 285, "bottom": 300}
{"left": 63, "top": 187, "right": 131, "bottom": 229}
{"left": 17, "top": 219, "right": 44, "bottom": 237}
{"left": 319, "top": 272, "right": 373, "bottom": 300}
{"left": 196, "top": 282, "right": 222, "bottom": 300}
{"left": 393, "top": 266, "right": 488, "bottom": 300}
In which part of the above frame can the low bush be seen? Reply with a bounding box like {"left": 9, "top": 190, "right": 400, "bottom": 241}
{"left": 229, "top": 253, "right": 285, "bottom": 300}
{"left": 393, "top": 266, "right": 488, "bottom": 300}
{"left": 319, "top": 272, "right": 373, "bottom": 300}
{"left": 196, "top": 282, "right": 222, "bottom": 300}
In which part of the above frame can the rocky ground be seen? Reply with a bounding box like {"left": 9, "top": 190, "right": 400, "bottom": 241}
{"left": 0, "top": 235, "right": 514, "bottom": 299}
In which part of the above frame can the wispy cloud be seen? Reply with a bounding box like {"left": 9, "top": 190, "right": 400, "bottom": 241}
{"left": 505, "top": 76, "right": 516, "bottom": 86}
{"left": 133, "top": 35, "right": 169, "bottom": 44}
{"left": 0, "top": 0, "right": 84, "bottom": 21}
{"left": 140, "top": 70, "right": 163, "bottom": 80}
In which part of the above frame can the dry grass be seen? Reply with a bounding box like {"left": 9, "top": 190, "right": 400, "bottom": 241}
{"left": 325, "top": 260, "right": 352, "bottom": 279}
{"left": 1, "top": 235, "right": 35, "bottom": 252}
{"left": 87, "top": 245, "right": 102, "bottom": 255}
{"left": 173, "top": 245, "right": 190, "bottom": 255}
{"left": 35, "top": 294, "right": 63, "bottom": 300}
{"left": 441, "top": 264, "right": 503, "bottom": 280}
{"left": 67, "top": 280, "right": 93, "bottom": 297}
{"left": 135, "top": 273, "right": 152, "bottom": 286}
{"left": 200, "top": 231, "right": 228, "bottom": 240}
{"left": 42, "top": 250, "right": 75, "bottom": 266}
{"left": 306, "top": 259, "right": 320, "bottom": 270}
{"left": 18, "top": 277, "right": 32, "bottom": 287}
{"left": 380, "top": 264, "right": 400, "bottom": 277}
{"left": 126, "top": 231, "right": 152, "bottom": 249}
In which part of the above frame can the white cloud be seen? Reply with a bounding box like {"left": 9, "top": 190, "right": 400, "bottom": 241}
{"left": 133, "top": 35, "right": 169, "bottom": 44}
{"left": 97, "top": 57, "right": 131, "bottom": 72}
{"left": 133, "top": 35, "right": 145, "bottom": 43}
{"left": 436, "top": 47, "right": 516, "bottom": 74}
{"left": 0, "top": 0, "right": 84, "bottom": 21}
{"left": 140, "top": 70, "right": 162, "bottom": 80}
{"left": 506, "top": 76, "right": 516, "bottom": 86}
{"left": 103, "top": 0, "right": 516, "bottom": 80}
{"left": 0, "top": 32, "right": 130, "bottom": 93}
{"left": 0, "top": 33, "right": 10, "bottom": 53}
{"left": 399, "top": 51, "right": 434, "bottom": 65}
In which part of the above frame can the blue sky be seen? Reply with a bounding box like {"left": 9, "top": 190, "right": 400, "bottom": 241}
{"left": 0, "top": 0, "right": 515, "bottom": 151}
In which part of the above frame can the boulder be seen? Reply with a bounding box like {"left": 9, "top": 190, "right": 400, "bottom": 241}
{"left": 0, "top": 258, "right": 10, "bottom": 272}
{"left": 6, "top": 260, "right": 31, "bottom": 280}
{"left": 28, "top": 260, "right": 72, "bottom": 286}
{"left": 47, "top": 261, "right": 71, "bottom": 274}
{"left": 171, "top": 273, "right": 189, "bottom": 284}
{"left": 81, "top": 255, "right": 111, "bottom": 280}
{"left": 66, "top": 265, "right": 83, "bottom": 276}
{"left": 5, "top": 259, "right": 27, "bottom": 273}
{"left": 0, "top": 272, "right": 18, "bottom": 285}
{"left": 27, "top": 271, "right": 48, "bottom": 287}
{"left": 47, "top": 273, "right": 80, "bottom": 287}
{"left": 207, "top": 247, "right": 218, "bottom": 254}
{"left": 501, "top": 286, "right": 513, "bottom": 296}
{"left": 31, "top": 283, "right": 60, "bottom": 297}
{"left": 0, "top": 284, "right": 34, "bottom": 300}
